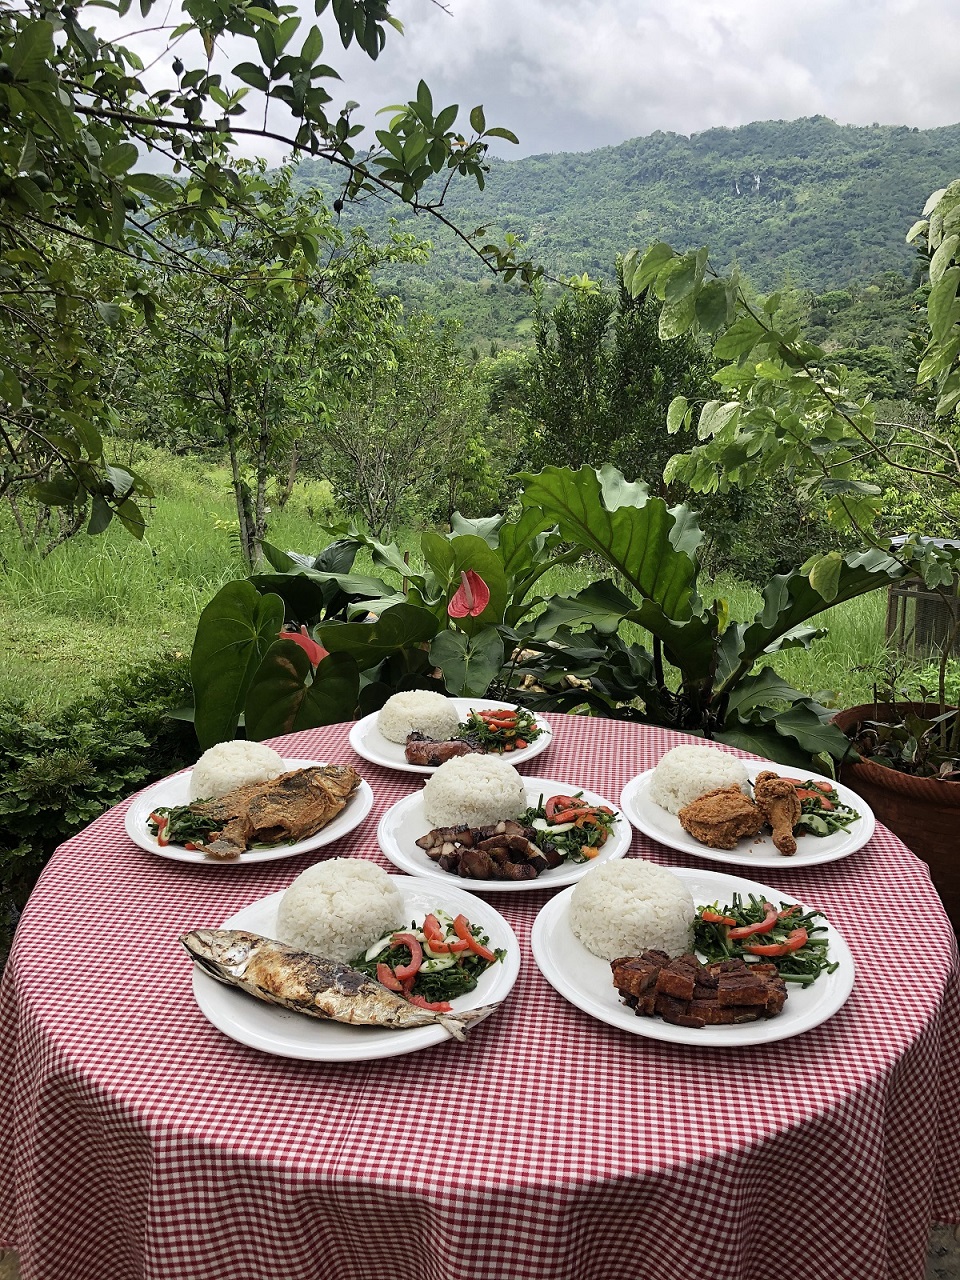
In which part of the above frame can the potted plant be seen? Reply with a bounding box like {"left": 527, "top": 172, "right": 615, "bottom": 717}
{"left": 831, "top": 695, "right": 960, "bottom": 926}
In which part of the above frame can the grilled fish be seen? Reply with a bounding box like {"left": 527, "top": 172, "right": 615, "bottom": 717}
{"left": 181, "top": 928, "right": 498, "bottom": 1042}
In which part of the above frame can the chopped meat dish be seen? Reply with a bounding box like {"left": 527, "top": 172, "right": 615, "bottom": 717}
{"left": 753, "top": 770, "right": 803, "bottom": 855}
{"left": 611, "top": 950, "right": 787, "bottom": 1028}
{"left": 191, "top": 765, "right": 362, "bottom": 860}
{"left": 404, "top": 731, "right": 481, "bottom": 767}
{"left": 415, "top": 819, "right": 564, "bottom": 881}
{"left": 676, "top": 785, "right": 765, "bottom": 850}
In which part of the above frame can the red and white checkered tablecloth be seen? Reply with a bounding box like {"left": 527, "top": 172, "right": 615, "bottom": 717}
{"left": 1, "top": 716, "right": 958, "bottom": 1280}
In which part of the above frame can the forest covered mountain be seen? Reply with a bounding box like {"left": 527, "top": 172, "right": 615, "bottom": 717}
{"left": 300, "top": 116, "right": 960, "bottom": 308}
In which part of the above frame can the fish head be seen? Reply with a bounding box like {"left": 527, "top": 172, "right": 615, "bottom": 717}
{"left": 180, "top": 928, "right": 259, "bottom": 982}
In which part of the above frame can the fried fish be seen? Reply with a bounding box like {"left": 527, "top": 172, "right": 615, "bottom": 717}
{"left": 192, "top": 764, "right": 362, "bottom": 859}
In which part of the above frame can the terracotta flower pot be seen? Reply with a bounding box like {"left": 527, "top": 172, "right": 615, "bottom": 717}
{"left": 832, "top": 703, "right": 960, "bottom": 933}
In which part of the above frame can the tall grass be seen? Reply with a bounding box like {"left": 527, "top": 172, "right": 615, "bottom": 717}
{"left": 0, "top": 450, "right": 336, "bottom": 710}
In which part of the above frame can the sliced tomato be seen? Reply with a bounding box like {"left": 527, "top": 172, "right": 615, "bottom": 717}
{"left": 423, "top": 913, "right": 470, "bottom": 953}
{"left": 376, "top": 963, "right": 405, "bottom": 992}
{"left": 743, "top": 928, "right": 809, "bottom": 956}
{"left": 408, "top": 994, "right": 453, "bottom": 1013}
{"left": 728, "top": 903, "right": 778, "bottom": 939}
{"left": 701, "top": 909, "right": 737, "bottom": 926}
{"left": 544, "top": 795, "right": 580, "bottom": 821}
{"left": 390, "top": 932, "right": 423, "bottom": 981}
{"left": 453, "top": 914, "right": 496, "bottom": 962}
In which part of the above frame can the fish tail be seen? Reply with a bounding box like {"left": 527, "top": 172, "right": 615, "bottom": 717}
{"left": 436, "top": 1001, "right": 500, "bottom": 1042}
{"left": 436, "top": 1014, "right": 468, "bottom": 1043}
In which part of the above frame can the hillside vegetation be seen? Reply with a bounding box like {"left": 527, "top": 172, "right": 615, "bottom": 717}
{"left": 302, "top": 115, "right": 960, "bottom": 301}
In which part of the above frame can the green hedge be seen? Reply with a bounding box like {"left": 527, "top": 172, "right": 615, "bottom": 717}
{"left": 0, "top": 653, "right": 196, "bottom": 910}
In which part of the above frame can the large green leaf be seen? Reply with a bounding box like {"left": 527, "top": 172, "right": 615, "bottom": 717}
{"left": 191, "top": 581, "right": 285, "bottom": 749}
{"left": 317, "top": 603, "right": 440, "bottom": 669}
{"left": 430, "top": 628, "right": 504, "bottom": 697}
{"left": 722, "top": 666, "right": 810, "bottom": 719}
{"left": 451, "top": 512, "right": 504, "bottom": 548}
{"left": 517, "top": 464, "right": 701, "bottom": 621}
{"left": 717, "top": 699, "right": 851, "bottom": 768}
{"left": 244, "top": 647, "right": 360, "bottom": 739}
{"left": 531, "top": 579, "right": 636, "bottom": 639}
{"left": 249, "top": 570, "right": 391, "bottom": 622}
{"left": 712, "top": 722, "right": 821, "bottom": 771}
{"left": 716, "top": 549, "right": 908, "bottom": 691}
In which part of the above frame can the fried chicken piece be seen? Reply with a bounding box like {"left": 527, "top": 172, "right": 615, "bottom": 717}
{"left": 753, "top": 770, "right": 802, "bottom": 856}
{"left": 677, "top": 785, "right": 764, "bottom": 850}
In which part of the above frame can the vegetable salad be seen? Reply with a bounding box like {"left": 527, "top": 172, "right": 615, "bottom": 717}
{"left": 694, "top": 893, "right": 838, "bottom": 986}
{"left": 351, "top": 910, "right": 505, "bottom": 1011}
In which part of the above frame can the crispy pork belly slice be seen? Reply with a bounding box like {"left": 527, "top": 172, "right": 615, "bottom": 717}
{"left": 654, "top": 955, "right": 700, "bottom": 1002}
{"left": 610, "top": 952, "right": 667, "bottom": 999}
{"left": 689, "top": 1000, "right": 764, "bottom": 1025}
{"left": 716, "top": 970, "right": 770, "bottom": 1007}
{"left": 653, "top": 994, "right": 705, "bottom": 1029}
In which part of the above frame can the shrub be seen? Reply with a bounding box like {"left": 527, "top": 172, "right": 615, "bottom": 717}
{"left": 0, "top": 652, "right": 195, "bottom": 908}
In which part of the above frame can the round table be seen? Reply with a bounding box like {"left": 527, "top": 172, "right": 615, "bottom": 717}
{"left": 1, "top": 717, "right": 958, "bottom": 1280}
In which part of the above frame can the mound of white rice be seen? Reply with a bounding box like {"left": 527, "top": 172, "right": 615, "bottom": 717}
{"left": 569, "top": 860, "right": 695, "bottom": 960}
{"left": 275, "top": 858, "right": 404, "bottom": 962}
{"left": 377, "top": 690, "right": 461, "bottom": 744}
{"left": 421, "top": 754, "right": 525, "bottom": 828}
{"left": 648, "top": 744, "right": 749, "bottom": 815}
{"left": 189, "top": 740, "right": 285, "bottom": 802}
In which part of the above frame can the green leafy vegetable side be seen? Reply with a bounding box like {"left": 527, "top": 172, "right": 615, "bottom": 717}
{"left": 694, "top": 894, "right": 838, "bottom": 986}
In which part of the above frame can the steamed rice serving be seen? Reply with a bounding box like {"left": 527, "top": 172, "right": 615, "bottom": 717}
{"left": 569, "top": 860, "right": 695, "bottom": 960}
{"left": 276, "top": 858, "right": 404, "bottom": 962}
{"left": 377, "top": 690, "right": 461, "bottom": 745}
{"left": 648, "top": 745, "right": 749, "bottom": 815}
{"left": 421, "top": 754, "right": 525, "bottom": 828}
{"left": 189, "top": 740, "right": 285, "bottom": 802}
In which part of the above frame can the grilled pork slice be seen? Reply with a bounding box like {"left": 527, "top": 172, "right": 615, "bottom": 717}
{"left": 404, "top": 732, "right": 480, "bottom": 767}
{"left": 191, "top": 765, "right": 362, "bottom": 859}
{"left": 611, "top": 953, "right": 787, "bottom": 1029}
{"left": 416, "top": 820, "right": 561, "bottom": 881}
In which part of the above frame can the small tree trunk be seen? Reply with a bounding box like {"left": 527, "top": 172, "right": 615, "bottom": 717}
{"left": 277, "top": 443, "right": 300, "bottom": 510}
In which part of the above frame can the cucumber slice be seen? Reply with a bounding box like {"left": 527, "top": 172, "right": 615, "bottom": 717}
{"left": 532, "top": 817, "right": 576, "bottom": 834}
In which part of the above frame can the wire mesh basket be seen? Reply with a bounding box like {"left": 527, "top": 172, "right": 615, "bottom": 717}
{"left": 886, "top": 576, "right": 960, "bottom": 658}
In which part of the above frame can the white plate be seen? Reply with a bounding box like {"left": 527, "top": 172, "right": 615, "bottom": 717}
{"left": 377, "top": 776, "right": 631, "bottom": 893}
{"left": 189, "top": 880, "right": 520, "bottom": 1060}
{"left": 531, "top": 866, "right": 855, "bottom": 1047}
{"left": 349, "top": 697, "right": 554, "bottom": 774}
{"left": 620, "top": 762, "right": 875, "bottom": 869}
{"left": 125, "top": 760, "right": 374, "bottom": 865}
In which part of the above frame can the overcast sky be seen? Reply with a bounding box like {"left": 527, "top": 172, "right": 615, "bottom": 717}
{"left": 107, "top": 0, "right": 960, "bottom": 161}
{"left": 319, "top": 0, "right": 960, "bottom": 158}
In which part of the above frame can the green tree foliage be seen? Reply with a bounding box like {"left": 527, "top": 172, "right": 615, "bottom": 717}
{"left": 154, "top": 162, "right": 429, "bottom": 565}
{"left": 314, "top": 117, "right": 960, "bottom": 293}
{"left": 521, "top": 270, "right": 713, "bottom": 481}
{"left": 622, "top": 181, "right": 960, "bottom": 703}
{"left": 313, "top": 313, "right": 496, "bottom": 536}
{"left": 0, "top": 0, "right": 525, "bottom": 537}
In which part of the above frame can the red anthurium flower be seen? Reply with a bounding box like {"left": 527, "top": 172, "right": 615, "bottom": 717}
{"left": 448, "top": 570, "right": 490, "bottom": 619}
{"left": 279, "top": 625, "right": 328, "bottom": 666}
